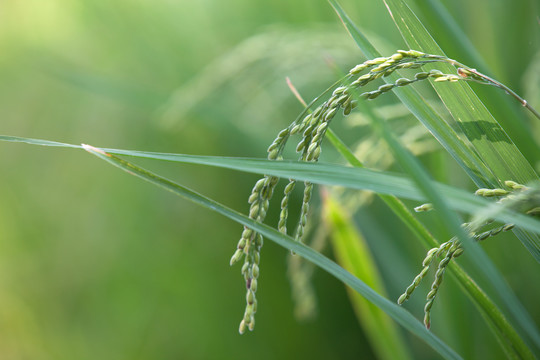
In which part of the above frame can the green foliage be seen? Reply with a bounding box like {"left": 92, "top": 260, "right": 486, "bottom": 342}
{"left": 0, "top": 0, "right": 539, "bottom": 359}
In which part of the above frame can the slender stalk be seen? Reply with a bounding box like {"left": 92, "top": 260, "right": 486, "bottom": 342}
{"left": 424, "top": 55, "right": 540, "bottom": 121}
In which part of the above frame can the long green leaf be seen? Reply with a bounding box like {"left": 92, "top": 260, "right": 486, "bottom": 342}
{"left": 80, "top": 144, "right": 462, "bottom": 360}
{"left": 2, "top": 135, "right": 540, "bottom": 236}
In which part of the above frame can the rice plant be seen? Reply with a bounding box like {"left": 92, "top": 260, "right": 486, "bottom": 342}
{"left": 0, "top": 0, "right": 539, "bottom": 359}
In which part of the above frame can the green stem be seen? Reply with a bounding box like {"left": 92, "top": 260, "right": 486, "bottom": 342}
{"left": 424, "top": 55, "right": 540, "bottom": 122}
{"left": 326, "top": 129, "right": 534, "bottom": 360}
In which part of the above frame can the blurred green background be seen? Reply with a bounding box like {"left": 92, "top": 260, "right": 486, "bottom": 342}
{"left": 0, "top": 0, "right": 539, "bottom": 359}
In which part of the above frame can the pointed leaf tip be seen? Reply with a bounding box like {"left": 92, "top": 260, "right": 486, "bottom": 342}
{"left": 82, "top": 144, "right": 110, "bottom": 156}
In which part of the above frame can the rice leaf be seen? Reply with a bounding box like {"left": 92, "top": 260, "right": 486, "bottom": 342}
{"left": 1, "top": 135, "right": 540, "bottom": 235}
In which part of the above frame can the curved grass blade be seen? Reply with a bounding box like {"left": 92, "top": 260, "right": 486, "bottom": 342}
{"left": 81, "top": 144, "right": 462, "bottom": 360}
{"left": 2, "top": 135, "right": 540, "bottom": 236}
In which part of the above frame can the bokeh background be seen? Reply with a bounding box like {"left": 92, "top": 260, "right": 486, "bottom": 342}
{"left": 0, "top": 0, "right": 539, "bottom": 359}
